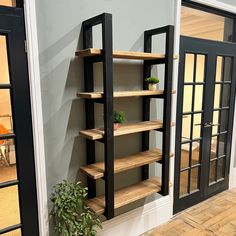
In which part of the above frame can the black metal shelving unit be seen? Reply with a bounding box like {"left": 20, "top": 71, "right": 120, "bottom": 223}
{"left": 77, "top": 13, "right": 174, "bottom": 220}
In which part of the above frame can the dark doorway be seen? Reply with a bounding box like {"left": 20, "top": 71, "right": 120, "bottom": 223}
{"left": 0, "top": 5, "right": 39, "bottom": 236}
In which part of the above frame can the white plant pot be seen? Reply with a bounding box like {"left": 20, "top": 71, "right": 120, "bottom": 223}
{"left": 148, "top": 83, "right": 157, "bottom": 91}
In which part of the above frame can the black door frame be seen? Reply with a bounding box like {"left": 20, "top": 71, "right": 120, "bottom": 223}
{"left": 174, "top": 1, "right": 236, "bottom": 214}
{"left": 174, "top": 36, "right": 236, "bottom": 213}
{"left": 0, "top": 5, "right": 39, "bottom": 236}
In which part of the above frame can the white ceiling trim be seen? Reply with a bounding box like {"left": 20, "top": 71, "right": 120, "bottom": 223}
{"left": 192, "top": 0, "right": 236, "bottom": 14}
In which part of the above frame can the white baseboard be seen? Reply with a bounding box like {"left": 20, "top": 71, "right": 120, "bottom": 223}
{"left": 232, "top": 168, "right": 236, "bottom": 189}
{"left": 98, "top": 196, "right": 172, "bottom": 236}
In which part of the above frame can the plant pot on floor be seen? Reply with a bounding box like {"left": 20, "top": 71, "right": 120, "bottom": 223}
{"left": 148, "top": 83, "right": 157, "bottom": 91}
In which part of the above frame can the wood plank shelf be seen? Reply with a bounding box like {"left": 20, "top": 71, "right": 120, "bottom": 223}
{"left": 86, "top": 176, "right": 161, "bottom": 214}
{"left": 79, "top": 120, "right": 175, "bottom": 140}
{"left": 80, "top": 148, "right": 174, "bottom": 179}
{"left": 76, "top": 48, "right": 178, "bottom": 60}
{"left": 77, "top": 90, "right": 176, "bottom": 99}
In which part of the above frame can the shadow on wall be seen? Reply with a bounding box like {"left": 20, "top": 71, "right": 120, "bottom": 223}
{"left": 40, "top": 22, "right": 164, "bottom": 226}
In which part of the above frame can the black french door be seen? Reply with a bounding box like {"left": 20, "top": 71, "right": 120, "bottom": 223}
{"left": 174, "top": 36, "right": 236, "bottom": 213}
{"left": 0, "top": 6, "right": 39, "bottom": 236}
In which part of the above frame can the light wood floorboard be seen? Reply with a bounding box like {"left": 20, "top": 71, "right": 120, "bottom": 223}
{"left": 143, "top": 188, "right": 236, "bottom": 236}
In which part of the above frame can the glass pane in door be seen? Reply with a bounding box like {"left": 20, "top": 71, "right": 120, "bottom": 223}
{"left": 181, "top": 6, "right": 234, "bottom": 42}
{"left": 179, "top": 53, "right": 206, "bottom": 197}
{"left": 0, "top": 90, "right": 13, "bottom": 134}
{"left": 3, "top": 229, "right": 21, "bottom": 236}
{"left": 0, "top": 0, "right": 16, "bottom": 7}
{"left": 0, "top": 138, "right": 17, "bottom": 182}
{"left": 0, "top": 34, "right": 20, "bottom": 234}
{"left": 0, "top": 36, "right": 10, "bottom": 84}
{"left": 208, "top": 55, "right": 233, "bottom": 184}
{"left": 0, "top": 186, "right": 21, "bottom": 229}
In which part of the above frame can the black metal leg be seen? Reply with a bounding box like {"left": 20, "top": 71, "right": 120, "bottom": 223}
{"left": 82, "top": 13, "right": 114, "bottom": 219}
{"left": 102, "top": 13, "right": 114, "bottom": 219}
{"left": 161, "top": 26, "right": 174, "bottom": 195}
{"left": 143, "top": 26, "right": 174, "bottom": 195}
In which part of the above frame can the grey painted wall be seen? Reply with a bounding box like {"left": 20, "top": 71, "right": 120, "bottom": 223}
{"left": 35, "top": 0, "right": 175, "bottom": 225}
{"left": 218, "top": 0, "right": 236, "bottom": 6}
{"left": 35, "top": 0, "right": 236, "bottom": 232}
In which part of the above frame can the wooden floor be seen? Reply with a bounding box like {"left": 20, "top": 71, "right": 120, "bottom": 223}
{"left": 0, "top": 164, "right": 21, "bottom": 236}
{"left": 143, "top": 188, "right": 236, "bottom": 236}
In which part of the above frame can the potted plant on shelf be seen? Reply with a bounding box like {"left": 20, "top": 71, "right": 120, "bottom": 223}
{"left": 50, "top": 180, "right": 102, "bottom": 236}
{"left": 145, "top": 77, "right": 160, "bottom": 91}
{"left": 113, "top": 111, "right": 126, "bottom": 130}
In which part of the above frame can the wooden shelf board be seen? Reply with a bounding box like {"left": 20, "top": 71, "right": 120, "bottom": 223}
{"left": 76, "top": 48, "right": 178, "bottom": 60}
{"left": 80, "top": 148, "right": 174, "bottom": 179}
{"left": 79, "top": 120, "right": 174, "bottom": 140}
{"left": 86, "top": 176, "right": 161, "bottom": 214}
{"left": 77, "top": 90, "right": 176, "bottom": 99}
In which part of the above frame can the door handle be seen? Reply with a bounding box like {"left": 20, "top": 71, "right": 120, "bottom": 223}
{"left": 194, "top": 122, "right": 217, "bottom": 128}
{"left": 204, "top": 122, "right": 212, "bottom": 128}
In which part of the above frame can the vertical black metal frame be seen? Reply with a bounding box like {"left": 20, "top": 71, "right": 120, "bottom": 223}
{"left": 143, "top": 26, "right": 174, "bottom": 195}
{"left": 0, "top": 6, "right": 39, "bottom": 235}
{"left": 82, "top": 13, "right": 114, "bottom": 219}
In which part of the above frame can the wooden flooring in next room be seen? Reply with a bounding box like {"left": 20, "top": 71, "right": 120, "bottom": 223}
{"left": 143, "top": 188, "right": 236, "bottom": 236}
{"left": 0, "top": 165, "right": 21, "bottom": 236}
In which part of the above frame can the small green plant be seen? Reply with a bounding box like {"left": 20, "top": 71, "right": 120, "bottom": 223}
{"left": 50, "top": 180, "right": 102, "bottom": 236}
{"left": 113, "top": 111, "right": 126, "bottom": 124}
{"left": 145, "top": 77, "right": 160, "bottom": 84}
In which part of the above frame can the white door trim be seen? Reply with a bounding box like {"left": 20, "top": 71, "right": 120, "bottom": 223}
{"left": 24, "top": 0, "right": 49, "bottom": 235}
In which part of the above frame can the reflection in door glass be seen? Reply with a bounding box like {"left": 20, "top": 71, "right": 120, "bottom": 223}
{"left": 0, "top": 139, "right": 17, "bottom": 183}
{"left": 3, "top": 229, "right": 21, "bottom": 236}
{"left": 196, "top": 55, "right": 205, "bottom": 82}
{"left": 0, "top": 185, "right": 21, "bottom": 229}
{"left": 215, "top": 56, "right": 223, "bottom": 82}
{"left": 209, "top": 160, "right": 216, "bottom": 184}
{"left": 223, "top": 57, "right": 233, "bottom": 82}
{"left": 218, "top": 134, "right": 227, "bottom": 156}
{"left": 193, "top": 114, "right": 202, "bottom": 139}
{"left": 181, "top": 6, "right": 234, "bottom": 42}
{"left": 217, "top": 158, "right": 224, "bottom": 180}
{"left": 184, "top": 54, "right": 194, "bottom": 83}
{"left": 0, "top": 36, "right": 10, "bottom": 84}
{"left": 214, "top": 84, "right": 221, "bottom": 109}
{"left": 183, "top": 86, "right": 193, "bottom": 112}
{"left": 222, "top": 84, "right": 230, "bottom": 107}
{"left": 181, "top": 143, "right": 190, "bottom": 169}
{"left": 180, "top": 171, "right": 189, "bottom": 197}
{"left": 0, "top": 0, "right": 16, "bottom": 7}
{"left": 191, "top": 142, "right": 200, "bottom": 165}
{"left": 219, "top": 110, "right": 229, "bottom": 132}
{"left": 190, "top": 167, "right": 199, "bottom": 192}
{"left": 0, "top": 90, "right": 13, "bottom": 134}
{"left": 194, "top": 85, "right": 203, "bottom": 111}
{"left": 212, "top": 111, "right": 219, "bottom": 135}
{"left": 182, "top": 115, "right": 191, "bottom": 141}
{"left": 210, "top": 136, "right": 217, "bottom": 160}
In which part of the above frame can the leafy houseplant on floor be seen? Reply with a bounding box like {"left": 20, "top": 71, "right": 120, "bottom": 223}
{"left": 145, "top": 77, "right": 160, "bottom": 91}
{"left": 113, "top": 111, "right": 126, "bottom": 130}
{"left": 50, "top": 180, "right": 102, "bottom": 236}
